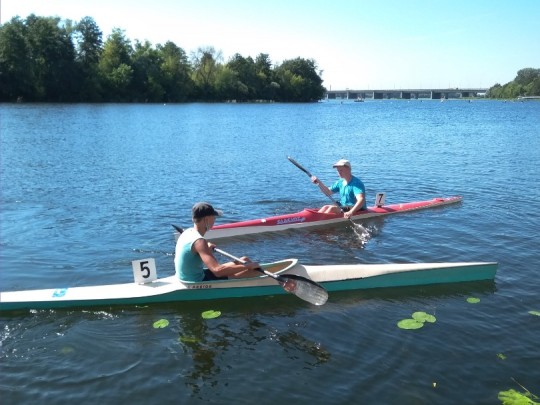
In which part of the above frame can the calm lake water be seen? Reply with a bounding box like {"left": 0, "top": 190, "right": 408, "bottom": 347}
{"left": 1, "top": 100, "right": 539, "bottom": 404}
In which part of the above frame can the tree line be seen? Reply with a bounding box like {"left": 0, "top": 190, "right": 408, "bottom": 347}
{"left": 487, "top": 68, "right": 540, "bottom": 99}
{"left": 0, "top": 14, "right": 326, "bottom": 103}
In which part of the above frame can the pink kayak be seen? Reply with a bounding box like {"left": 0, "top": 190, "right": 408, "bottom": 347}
{"left": 194, "top": 196, "right": 462, "bottom": 240}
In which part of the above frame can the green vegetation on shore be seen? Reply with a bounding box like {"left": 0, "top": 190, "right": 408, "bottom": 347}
{"left": 488, "top": 68, "right": 540, "bottom": 99}
{"left": 0, "top": 14, "right": 326, "bottom": 103}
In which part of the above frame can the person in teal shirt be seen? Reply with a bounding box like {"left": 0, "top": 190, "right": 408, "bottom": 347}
{"left": 174, "top": 202, "right": 260, "bottom": 282}
{"left": 310, "top": 159, "right": 367, "bottom": 218}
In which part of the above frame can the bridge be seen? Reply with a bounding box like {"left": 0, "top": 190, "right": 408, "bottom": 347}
{"left": 326, "top": 88, "right": 488, "bottom": 100}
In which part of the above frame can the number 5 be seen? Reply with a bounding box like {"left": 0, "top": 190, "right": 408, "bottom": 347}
{"left": 132, "top": 258, "right": 157, "bottom": 284}
{"left": 139, "top": 261, "right": 151, "bottom": 278}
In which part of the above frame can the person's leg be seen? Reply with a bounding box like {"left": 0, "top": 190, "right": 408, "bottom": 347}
{"left": 328, "top": 206, "right": 342, "bottom": 215}
{"left": 203, "top": 269, "right": 228, "bottom": 281}
{"left": 317, "top": 204, "right": 333, "bottom": 213}
{"left": 318, "top": 205, "right": 342, "bottom": 214}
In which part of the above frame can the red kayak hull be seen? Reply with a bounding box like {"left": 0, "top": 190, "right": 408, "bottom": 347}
{"left": 203, "top": 196, "right": 462, "bottom": 240}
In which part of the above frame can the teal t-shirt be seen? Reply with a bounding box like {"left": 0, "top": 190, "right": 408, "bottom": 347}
{"left": 330, "top": 175, "right": 367, "bottom": 209}
{"left": 174, "top": 228, "right": 205, "bottom": 282}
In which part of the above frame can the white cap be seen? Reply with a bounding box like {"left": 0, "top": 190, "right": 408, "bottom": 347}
{"left": 332, "top": 159, "right": 351, "bottom": 168}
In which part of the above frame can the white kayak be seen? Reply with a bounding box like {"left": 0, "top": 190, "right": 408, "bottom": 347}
{"left": 0, "top": 259, "right": 497, "bottom": 311}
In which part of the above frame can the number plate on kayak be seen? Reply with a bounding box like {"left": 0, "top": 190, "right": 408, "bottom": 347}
{"left": 132, "top": 258, "right": 157, "bottom": 284}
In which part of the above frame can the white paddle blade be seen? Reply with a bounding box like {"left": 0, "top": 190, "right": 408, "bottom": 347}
{"left": 282, "top": 278, "right": 328, "bottom": 306}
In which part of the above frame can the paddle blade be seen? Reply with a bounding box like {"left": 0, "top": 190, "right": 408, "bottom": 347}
{"left": 278, "top": 274, "right": 328, "bottom": 306}
{"left": 171, "top": 224, "right": 184, "bottom": 233}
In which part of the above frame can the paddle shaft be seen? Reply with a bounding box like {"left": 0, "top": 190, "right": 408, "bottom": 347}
{"left": 214, "top": 248, "right": 282, "bottom": 280}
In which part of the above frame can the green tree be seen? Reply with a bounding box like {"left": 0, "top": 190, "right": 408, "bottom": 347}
{"left": 73, "top": 16, "right": 103, "bottom": 101}
{"left": 74, "top": 17, "right": 102, "bottom": 65}
{"left": 157, "top": 41, "right": 193, "bottom": 102}
{"left": 191, "top": 46, "right": 222, "bottom": 100}
{"left": 1, "top": 13, "right": 327, "bottom": 103}
{"left": 215, "top": 65, "right": 250, "bottom": 101}
{"left": 526, "top": 77, "right": 540, "bottom": 96}
{"left": 25, "top": 14, "right": 77, "bottom": 101}
{"left": 226, "top": 54, "right": 257, "bottom": 101}
{"left": 254, "top": 53, "right": 277, "bottom": 100}
{"left": 0, "top": 17, "right": 33, "bottom": 101}
{"left": 505, "top": 82, "right": 524, "bottom": 98}
{"left": 98, "top": 28, "right": 133, "bottom": 101}
{"left": 274, "top": 57, "right": 325, "bottom": 102}
{"left": 488, "top": 67, "right": 540, "bottom": 98}
{"left": 487, "top": 83, "right": 502, "bottom": 98}
{"left": 131, "top": 40, "right": 165, "bottom": 102}
{"left": 514, "top": 68, "right": 540, "bottom": 86}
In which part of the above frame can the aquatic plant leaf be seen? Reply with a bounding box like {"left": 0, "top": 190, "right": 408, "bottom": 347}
{"left": 202, "top": 310, "right": 221, "bottom": 319}
{"left": 498, "top": 388, "right": 540, "bottom": 405}
{"left": 412, "top": 311, "right": 436, "bottom": 323}
{"left": 528, "top": 310, "right": 540, "bottom": 316}
{"left": 467, "top": 297, "right": 481, "bottom": 304}
{"left": 397, "top": 319, "right": 424, "bottom": 329}
{"left": 153, "top": 319, "right": 169, "bottom": 328}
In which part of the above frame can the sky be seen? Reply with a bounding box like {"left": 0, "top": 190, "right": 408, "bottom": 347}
{"left": 1, "top": 0, "right": 539, "bottom": 90}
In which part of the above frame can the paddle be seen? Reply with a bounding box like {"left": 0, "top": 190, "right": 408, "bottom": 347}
{"left": 172, "top": 224, "right": 184, "bottom": 234}
{"left": 171, "top": 224, "right": 328, "bottom": 305}
{"left": 287, "top": 156, "right": 369, "bottom": 236}
{"left": 213, "top": 247, "right": 328, "bottom": 306}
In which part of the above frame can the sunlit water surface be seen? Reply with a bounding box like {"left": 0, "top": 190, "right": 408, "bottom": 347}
{"left": 1, "top": 100, "right": 539, "bottom": 404}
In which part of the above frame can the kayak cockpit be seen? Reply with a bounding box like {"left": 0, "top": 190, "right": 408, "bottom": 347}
{"left": 261, "top": 258, "right": 298, "bottom": 275}
{"left": 178, "top": 259, "right": 299, "bottom": 286}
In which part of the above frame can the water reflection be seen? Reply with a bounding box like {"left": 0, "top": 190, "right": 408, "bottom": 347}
{"left": 175, "top": 303, "right": 331, "bottom": 394}
{"left": 168, "top": 279, "right": 497, "bottom": 398}
{"left": 272, "top": 329, "right": 331, "bottom": 366}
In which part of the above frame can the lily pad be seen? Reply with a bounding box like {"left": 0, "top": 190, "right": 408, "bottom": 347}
{"left": 529, "top": 310, "right": 540, "bottom": 317}
{"left": 202, "top": 310, "right": 221, "bottom": 319}
{"left": 153, "top": 319, "right": 169, "bottom": 328}
{"left": 397, "top": 319, "right": 424, "bottom": 330}
{"left": 61, "top": 346, "right": 75, "bottom": 355}
{"left": 467, "top": 297, "right": 481, "bottom": 304}
{"left": 412, "top": 311, "right": 437, "bottom": 323}
{"left": 498, "top": 388, "right": 540, "bottom": 404}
